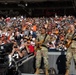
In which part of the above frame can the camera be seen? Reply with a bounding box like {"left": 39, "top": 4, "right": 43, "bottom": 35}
{"left": 14, "top": 46, "right": 18, "bottom": 48}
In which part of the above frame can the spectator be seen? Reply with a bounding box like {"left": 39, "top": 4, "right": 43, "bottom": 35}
{"left": 8, "top": 41, "right": 26, "bottom": 66}
{"left": 25, "top": 39, "right": 34, "bottom": 54}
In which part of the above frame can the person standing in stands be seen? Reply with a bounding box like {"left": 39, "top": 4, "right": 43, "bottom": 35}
{"left": 35, "top": 27, "right": 50, "bottom": 75}
{"left": 65, "top": 24, "right": 76, "bottom": 75}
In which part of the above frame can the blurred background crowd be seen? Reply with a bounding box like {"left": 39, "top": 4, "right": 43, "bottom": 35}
{"left": 0, "top": 15, "right": 76, "bottom": 59}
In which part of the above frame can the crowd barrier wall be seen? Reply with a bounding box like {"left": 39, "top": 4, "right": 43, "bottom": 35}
{"left": 19, "top": 52, "right": 76, "bottom": 75}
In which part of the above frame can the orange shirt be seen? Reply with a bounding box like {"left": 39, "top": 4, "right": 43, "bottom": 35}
{"left": 22, "top": 25, "right": 27, "bottom": 31}
{"left": 54, "top": 29, "right": 59, "bottom": 35}
{"left": 32, "top": 25, "right": 37, "bottom": 32}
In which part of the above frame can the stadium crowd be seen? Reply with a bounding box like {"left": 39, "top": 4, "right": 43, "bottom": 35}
{"left": 0, "top": 15, "right": 76, "bottom": 61}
